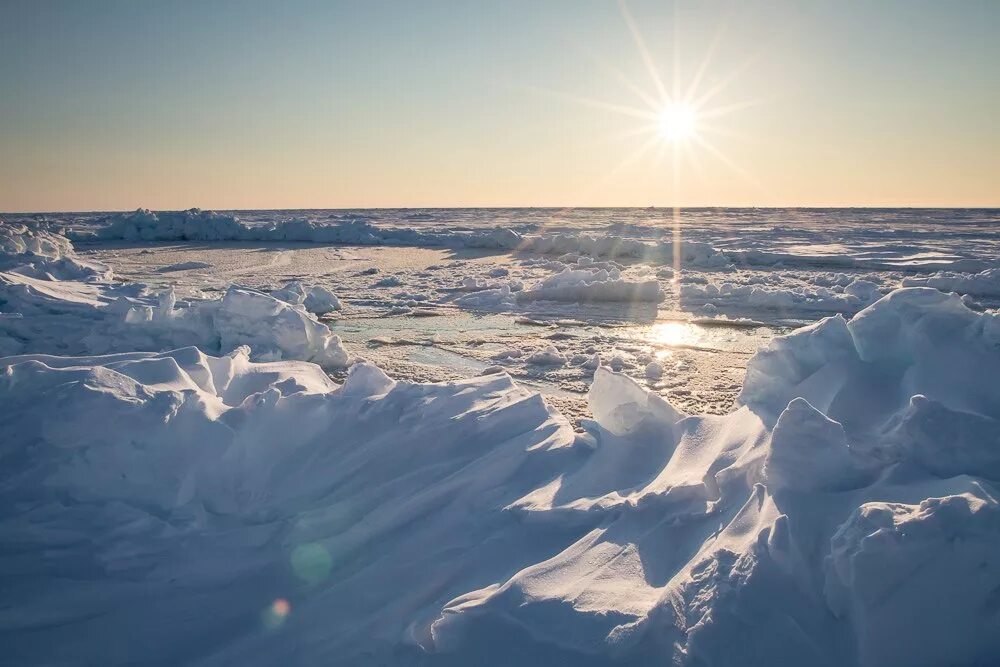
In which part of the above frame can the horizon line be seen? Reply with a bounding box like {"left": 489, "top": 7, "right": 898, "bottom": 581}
{"left": 4, "top": 204, "right": 1000, "bottom": 216}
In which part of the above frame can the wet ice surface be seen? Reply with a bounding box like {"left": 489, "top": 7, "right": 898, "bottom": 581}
{"left": 82, "top": 241, "right": 788, "bottom": 417}
{"left": 73, "top": 207, "right": 999, "bottom": 417}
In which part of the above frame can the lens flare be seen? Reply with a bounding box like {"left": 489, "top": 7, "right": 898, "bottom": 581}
{"left": 262, "top": 598, "right": 292, "bottom": 630}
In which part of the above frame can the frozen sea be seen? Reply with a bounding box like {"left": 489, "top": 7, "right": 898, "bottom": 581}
{"left": 2, "top": 208, "right": 1000, "bottom": 666}
{"left": 9, "top": 206, "right": 996, "bottom": 417}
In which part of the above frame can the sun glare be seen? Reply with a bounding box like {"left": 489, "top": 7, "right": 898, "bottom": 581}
{"left": 658, "top": 103, "right": 698, "bottom": 141}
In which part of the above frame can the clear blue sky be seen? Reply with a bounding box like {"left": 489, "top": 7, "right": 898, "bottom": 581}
{"left": 1, "top": 0, "right": 997, "bottom": 211}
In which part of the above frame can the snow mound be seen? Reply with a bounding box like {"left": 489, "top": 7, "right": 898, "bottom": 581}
{"left": 902, "top": 267, "right": 1000, "bottom": 298}
{"left": 3, "top": 286, "right": 1000, "bottom": 665}
{"left": 739, "top": 287, "right": 1000, "bottom": 427}
{"left": 524, "top": 344, "right": 567, "bottom": 365}
{"left": 114, "top": 286, "right": 349, "bottom": 368}
{"left": 520, "top": 267, "right": 663, "bottom": 303}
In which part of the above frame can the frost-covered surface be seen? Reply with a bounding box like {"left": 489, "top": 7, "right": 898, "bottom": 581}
{"left": 3, "top": 287, "right": 1000, "bottom": 665}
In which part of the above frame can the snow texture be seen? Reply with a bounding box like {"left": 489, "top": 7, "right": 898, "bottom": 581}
{"left": 0, "top": 229, "right": 347, "bottom": 366}
{"left": 3, "top": 286, "right": 999, "bottom": 665}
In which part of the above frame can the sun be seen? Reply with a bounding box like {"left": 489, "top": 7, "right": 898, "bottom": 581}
{"left": 658, "top": 103, "right": 698, "bottom": 141}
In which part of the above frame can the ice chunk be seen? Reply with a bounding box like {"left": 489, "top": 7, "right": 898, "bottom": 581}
{"left": 524, "top": 344, "right": 566, "bottom": 365}
{"left": 588, "top": 366, "right": 683, "bottom": 435}
{"left": 519, "top": 267, "right": 662, "bottom": 303}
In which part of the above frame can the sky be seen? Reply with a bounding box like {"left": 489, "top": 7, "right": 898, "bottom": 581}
{"left": 1, "top": 0, "right": 998, "bottom": 211}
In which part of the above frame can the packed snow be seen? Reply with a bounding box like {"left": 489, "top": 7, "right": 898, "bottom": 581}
{"left": 3, "top": 281, "right": 1000, "bottom": 664}
{"left": 3, "top": 208, "right": 1000, "bottom": 665}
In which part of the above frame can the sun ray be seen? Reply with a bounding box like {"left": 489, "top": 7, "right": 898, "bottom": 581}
{"left": 689, "top": 55, "right": 758, "bottom": 109}
{"left": 691, "top": 133, "right": 762, "bottom": 189}
{"left": 526, "top": 0, "right": 761, "bottom": 212}
{"left": 530, "top": 87, "right": 660, "bottom": 122}
{"left": 581, "top": 51, "right": 663, "bottom": 111}
{"left": 605, "top": 132, "right": 665, "bottom": 180}
{"left": 683, "top": 16, "right": 730, "bottom": 104}
{"left": 618, "top": 0, "right": 671, "bottom": 105}
{"left": 697, "top": 97, "right": 768, "bottom": 120}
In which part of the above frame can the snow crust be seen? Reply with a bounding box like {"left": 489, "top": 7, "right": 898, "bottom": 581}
{"left": 3, "top": 285, "right": 1000, "bottom": 665}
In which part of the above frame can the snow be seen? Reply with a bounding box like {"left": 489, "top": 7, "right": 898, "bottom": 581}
{"left": 4, "top": 206, "right": 1000, "bottom": 665}
{"left": 519, "top": 267, "right": 663, "bottom": 303}
{"left": 0, "top": 230, "right": 348, "bottom": 366}
{"left": 56, "top": 206, "right": 999, "bottom": 274}
{"left": 3, "top": 282, "right": 999, "bottom": 664}
{"left": 269, "top": 280, "right": 342, "bottom": 315}
{"left": 682, "top": 277, "right": 884, "bottom": 317}
{"left": 1, "top": 223, "right": 112, "bottom": 281}
{"left": 902, "top": 267, "right": 1000, "bottom": 298}
{"left": 524, "top": 344, "right": 567, "bottom": 365}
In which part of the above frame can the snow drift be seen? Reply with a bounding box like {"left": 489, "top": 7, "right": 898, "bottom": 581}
{"left": 0, "top": 227, "right": 347, "bottom": 366}
{"left": 2, "top": 286, "right": 1000, "bottom": 665}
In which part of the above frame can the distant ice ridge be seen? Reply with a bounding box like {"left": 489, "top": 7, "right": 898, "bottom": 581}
{"left": 75, "top": 207, "right": 1000, "bottom": 273}
{"left": 3, "top": 286, "right": 999, "bottom": 665}
{"left": 519, "top": 267, "right": 662, "bottom": 303}
{"left": 682, "top": 276, "right": 885, "bottom": 316}
{"left": 73, "top": 208, "right": 737, "bottom": 268}
{"left": 0, "top": 225, "right": 347, "bottom": 366}
{"left": 454, "top": 266, "right": 662, "bottom": 310}
{"left": 902, "top": 267, "right": 1000, "bottom": 298}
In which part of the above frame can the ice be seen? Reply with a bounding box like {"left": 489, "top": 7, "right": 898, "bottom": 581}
{"left": 1, "top": 222, "right": 112, "bottom": 281}
{"left": 824, "top": 487, "right": 1000, "bottom": 667}
{"left": 524, "top": 344, "right": 567, "bottom": 365}
{"left": 1, "top": 222, "right": 75, "bottom": 262}
{"left": 902, "top": 267, "right": 1000, "bottom": 298}
{"left": 682, "top": 277, "right": 884, "bottom": 317}
{"left": 0, "top": 231, "right": 348, "bottom": 367}
{"left": 3, "top": 209, "right": 1000, "bottom": 664}
{"left": 269, "top": 280, "right": 342, "bottom": 315}
{"left": 519, "top": 267, "right": 662, "bottom": 303}
{"left": 212, "top": 287, "right": 349, "bottom": 367}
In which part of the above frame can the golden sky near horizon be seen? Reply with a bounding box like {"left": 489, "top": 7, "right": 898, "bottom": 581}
{"left": 1, "top": 0, "right": 998, "bottom": 211}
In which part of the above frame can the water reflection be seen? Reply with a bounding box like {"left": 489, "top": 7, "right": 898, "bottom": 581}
{"left": 646, "top": 321, "right": 704, "bottom": 348}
